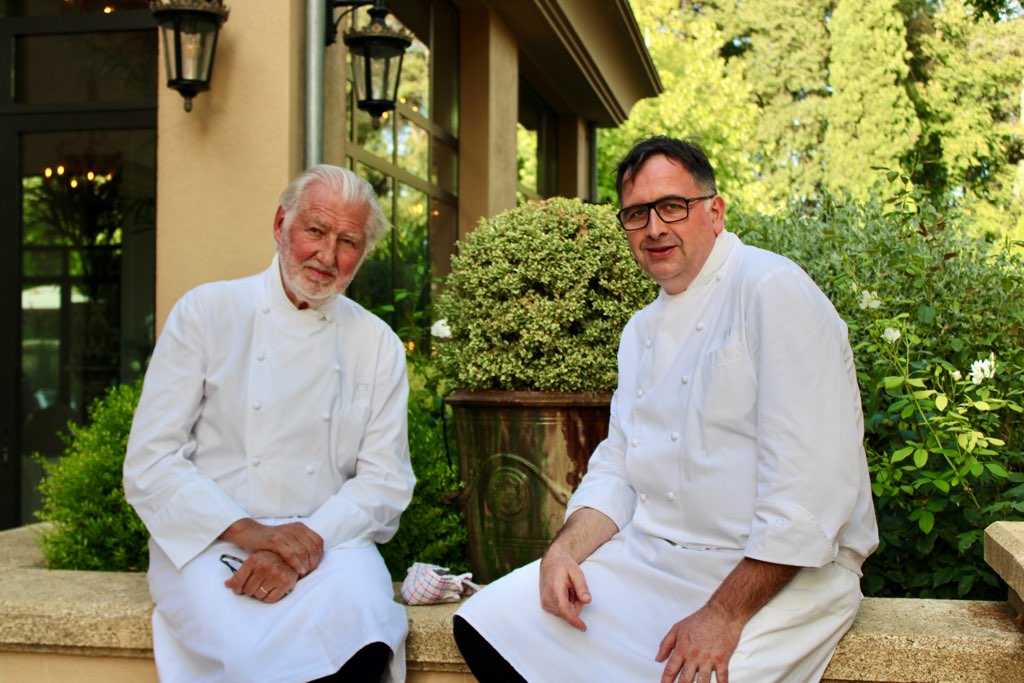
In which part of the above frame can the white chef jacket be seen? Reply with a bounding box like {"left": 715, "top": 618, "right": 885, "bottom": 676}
{"left": 456, "top": 231, "right": 879, "bottom": 682}
{"left": 124, "top": 256, "right": 415, "bottom": 683}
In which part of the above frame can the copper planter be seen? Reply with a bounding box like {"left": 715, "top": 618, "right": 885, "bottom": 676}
{"left": 447, "top": 390, "right": 611, "bottom": 583}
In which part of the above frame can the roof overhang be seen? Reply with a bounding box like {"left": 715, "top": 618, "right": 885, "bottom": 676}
{"left": 461, "top": 0, "right": 662, "bottom": 126}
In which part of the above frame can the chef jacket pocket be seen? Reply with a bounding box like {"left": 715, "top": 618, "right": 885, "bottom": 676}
{"left": 329, "top": 400, "right": 372, "bottom": 478}
{"left": 696, "top": 342, "right": 756, "bottom": 441}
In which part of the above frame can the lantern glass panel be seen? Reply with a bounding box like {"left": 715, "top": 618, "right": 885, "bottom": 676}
{"left": 160, "top": 17, "right": 218, "bottom": 84}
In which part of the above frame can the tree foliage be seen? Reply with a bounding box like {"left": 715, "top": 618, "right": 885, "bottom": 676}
{"left": 607, "top": 0, "right": 1024, "bottom": 239}
{"left": 710, "top": 0, "right": 832, "bottom": 204}
{"left": 912, "top": 0, "right": 1024, "bottom": 239}
{"left": 597, "top": 0, "right": 769, "bottom": 211}
{"left": 824, "top": 0, "right": 922, "bottom": 200}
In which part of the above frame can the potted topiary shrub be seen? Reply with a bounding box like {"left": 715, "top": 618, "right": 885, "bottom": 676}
{"left": 435, "top": 196, "right": 655, "bottom": 581}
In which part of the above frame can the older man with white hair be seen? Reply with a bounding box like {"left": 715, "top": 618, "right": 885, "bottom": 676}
{"left": 124, "top": 165, "right": 415, "bottom": 683}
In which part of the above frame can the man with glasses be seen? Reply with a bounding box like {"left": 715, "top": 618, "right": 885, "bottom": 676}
{"left": 453, "top": 137, "right": 878, "bottom": 682}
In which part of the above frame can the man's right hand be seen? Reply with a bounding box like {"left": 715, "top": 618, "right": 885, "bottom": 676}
{"left": 224, "top": 549, "right": 299, "bottom": 603}
{"left": 539, "top": 546, "right": 593, "bottom": 631}
{"left": 220, "top": 518, "right": 324, "bottom": 577}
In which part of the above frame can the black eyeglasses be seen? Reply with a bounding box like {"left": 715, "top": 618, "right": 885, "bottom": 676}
{"left": 617, "top": 195, "right": 716, "bottom": 231}
{"left": 220, "top": 553, "right": 243, "bottom": 574}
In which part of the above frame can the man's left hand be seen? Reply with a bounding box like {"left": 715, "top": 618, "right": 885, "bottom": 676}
{"left": 654, "top": 558, "right": 800, "bottom": 682}
{"left": 655, "top": 602, "right": 741, "bottom": 683}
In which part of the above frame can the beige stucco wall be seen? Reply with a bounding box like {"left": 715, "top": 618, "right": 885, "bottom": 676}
{"left": 154, "top": 0, "right": 305, "bottom": 331}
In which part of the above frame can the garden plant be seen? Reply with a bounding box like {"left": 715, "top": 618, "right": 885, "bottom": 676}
{"left": 730, "top": 171, "right": 1024, "bottom": 599}
{"left": 435, "top": 196, "right": 656, "bottom": 392}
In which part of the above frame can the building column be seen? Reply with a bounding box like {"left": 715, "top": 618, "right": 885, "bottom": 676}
{"left": 458, "top": 7, "right": 518, "bottom": 239}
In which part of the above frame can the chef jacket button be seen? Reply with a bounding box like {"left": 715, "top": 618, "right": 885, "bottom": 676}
{"left": 715, "top": 273, "right": 723, "bottom": 281}
{"left": 322, "top": 412, "right": 330, "bottom": 421}
{"left": 635, "top": 388, "right": 644, "bottom": 398}
{"left": 261, "top": 307, "right": 270, "bottom": 314}
{"left": 681, "top": 376, "right": 690, "bottom": 385}
{"left": 305, "top": 465, "right": 315, "bottom": 475}
{"left": 696, "top": 322, "right": 706, "bottom": 332}
{"left": 256, "top": 352, "right": 266, "bottom": 361}
{"left": 671, "top": 431, "right": 679, "bottom": 441}
{"left": 667, "top": 491, "right": 676, "bottom": 501}
{"left": 631, "top": 438, "right": 640, "bottom": 447}
{"left": 252, "top": 401, "right": 262, "bottom": 411}
{"left": 333, "top": 364, "right": 341, "bottom": 372}
{"left": 252, "top": 459, "right": 262, "bottom": 467}
{"left": 644, "top": 338, "right": 652, "bottom": 348}
{"left": 319, "top": 314, "right": 328, "bottom": 322}
{"left": 639, "top": 493, "right": 647, "bottom": 502}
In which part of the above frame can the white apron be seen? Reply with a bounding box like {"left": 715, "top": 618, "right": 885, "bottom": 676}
{"left": 457, "top": 526, "right": 861, "bottom": 682}
{"left": 456, "top": 232, "right": 877, "bottom": 681}
{"left": 148, "top": 534, "right": 408, "bottom": 683}
{"left": 124, "top": 257, "right": 415, "bottom": 682}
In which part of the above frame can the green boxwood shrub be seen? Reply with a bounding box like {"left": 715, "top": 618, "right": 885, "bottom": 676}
{"left": 35, "top": 380, "right": 149, "bottom": 572}
{"left": 435, "top": 197, "right": 657, "bottom": 391}
{"left": 730, "top": 175, "right": 1024, "bottom": 599}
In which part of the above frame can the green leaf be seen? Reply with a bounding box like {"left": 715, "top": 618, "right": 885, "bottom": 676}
{"left": 985, "top": 463, "right": 1009, "bottom": 479}
{"left": 917, "top": 510, "right": 935, "bottom": 534}
{"left": 935, "top": 394, "right": 948, "bottom": 411}
{"left": 973, "top": 401, "right": 990, "bottom": 411}
{"left": 913, "top": 449, "right": 929, "bottom": 468}
{"left": 890, "top": 446, "right": 914, "bottom": 463}
{"left": 882, "top": 376, "right": 904, "bottom": 389}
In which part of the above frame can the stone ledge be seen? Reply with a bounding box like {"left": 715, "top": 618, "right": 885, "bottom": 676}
{"left": 4, "top": 525, "right": 1024, "bottom": 682}
{"left": 985, "top": 521, "right": 1024, "bottom": 613}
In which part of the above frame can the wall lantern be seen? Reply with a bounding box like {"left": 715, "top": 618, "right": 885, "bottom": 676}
{"left": 150, "top": 0, "right": 230, "bottom": 113}
{"left": 326, "top": 0, "right": 412, "bottom": 129}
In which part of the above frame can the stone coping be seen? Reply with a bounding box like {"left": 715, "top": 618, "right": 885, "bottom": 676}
{"left": 4, "top": 524, "right": 1024, "bottom": 681}
{"left": 985, "top": 521, "right": 1024, "bottom": 612}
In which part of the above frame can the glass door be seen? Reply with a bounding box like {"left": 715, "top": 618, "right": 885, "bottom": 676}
{"left": 0, "top": 3, "right": 156, "bottom": 528}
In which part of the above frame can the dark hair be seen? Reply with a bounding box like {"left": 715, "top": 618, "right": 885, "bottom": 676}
{"left": 615, "top": 136, "right": 718, "bottom": 201}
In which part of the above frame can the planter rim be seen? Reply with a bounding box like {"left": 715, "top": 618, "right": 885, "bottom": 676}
{"left": 446, "top": 389, "right": 612, "bottom": 408}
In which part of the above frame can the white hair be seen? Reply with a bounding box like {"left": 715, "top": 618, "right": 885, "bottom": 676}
{"left": 277, "top": 164, "right": 389, "bottom": 250}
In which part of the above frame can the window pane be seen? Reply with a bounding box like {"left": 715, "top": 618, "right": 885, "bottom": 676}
{"left": 15, "top": 31, "right": 157, "bottom": 103}
{"left": 431, "top": 0, "right": 459, "bottom": 136}
{"left": 396, "top": 115, "right": 429, "bottom": 181}
{"left": 21, "top": 248, "right": 63, "bottom": 277}
{"left": 20, "top": 127, "right": 155, "bottom": 431}
{"left": 517, "top": 122, "right": 539, "bottom": 200}
{"left": 397, "top": 38, "right": 429, "bottom": 118}
{"left": 346, "top": 163, "right": 394, "bottom": 320}
{"left": 394, "top": 183, "right": 430, "bottom": 344}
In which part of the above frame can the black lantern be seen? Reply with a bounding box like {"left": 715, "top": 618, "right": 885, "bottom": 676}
{"left": 150, "top": 0, "right": 230, "bottom": 112}
{"left": 327, "top": 1, "right": 412, "bottom": 129}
